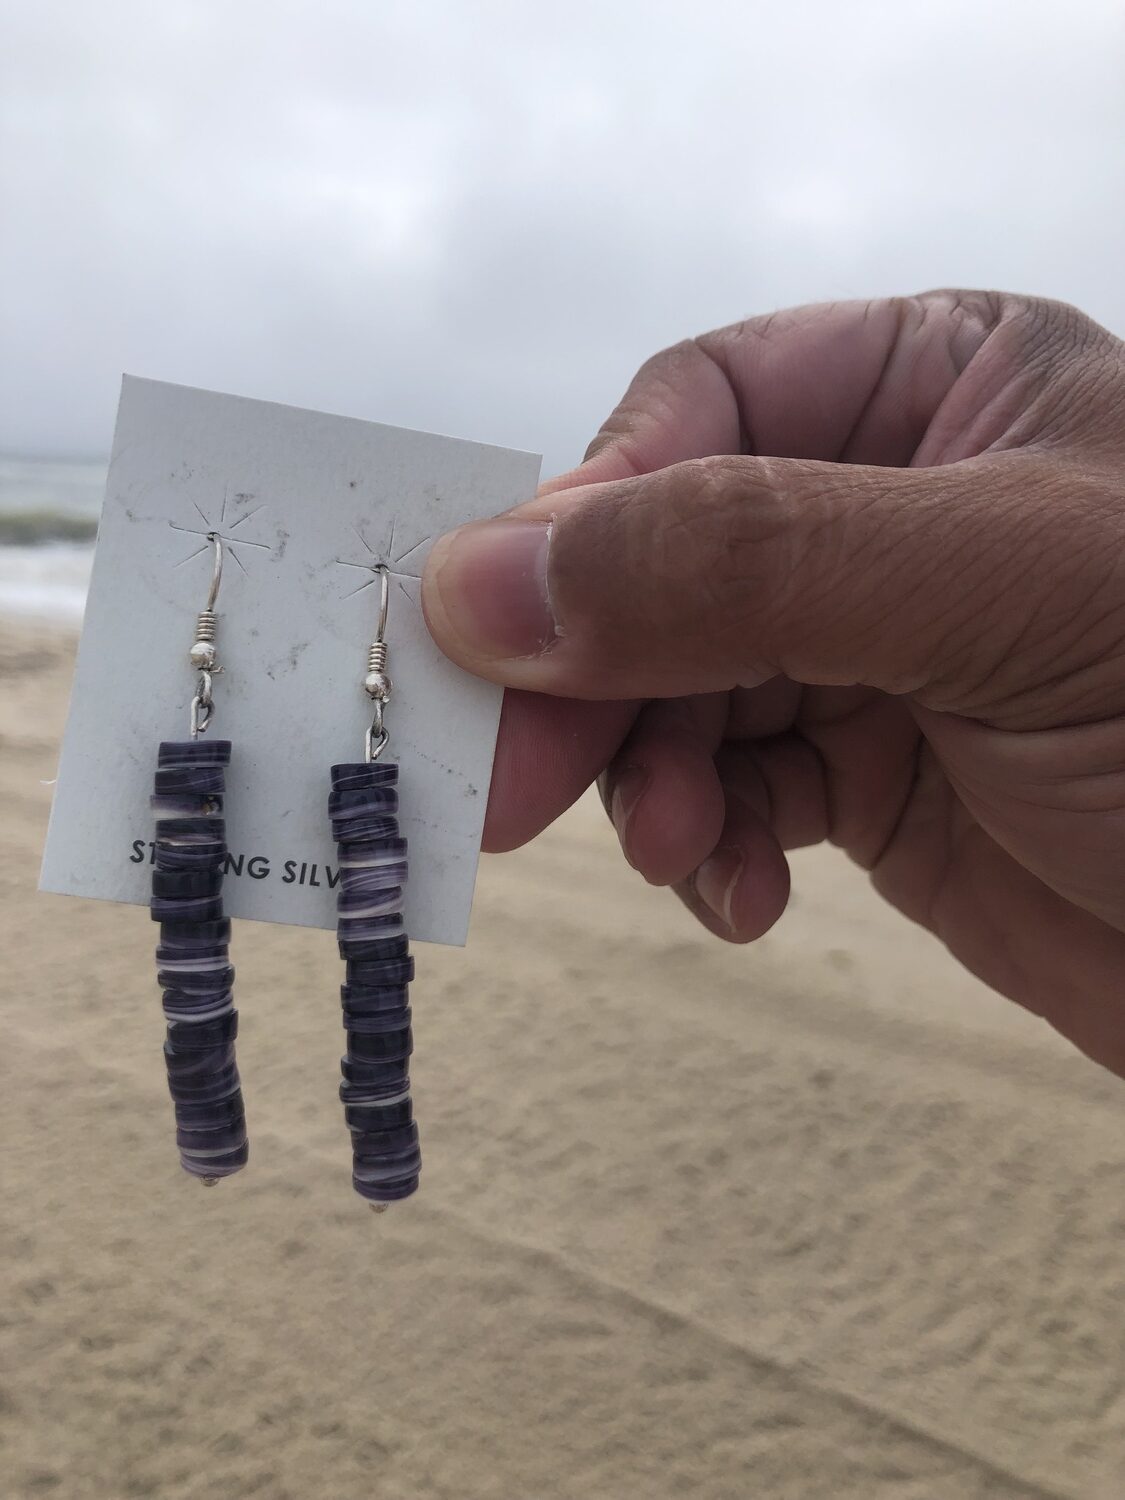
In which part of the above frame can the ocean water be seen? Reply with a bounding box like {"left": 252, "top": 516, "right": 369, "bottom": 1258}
{"left": 0, "top": 455, "right": 105, "bottom": 621}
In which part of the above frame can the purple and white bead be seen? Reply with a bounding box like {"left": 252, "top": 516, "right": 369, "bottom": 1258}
{"left": 329, "top": 761, "right": 419, "bottom": 1204}
{"left": 152, "top": 740, "right": 248, "bottom": 1181}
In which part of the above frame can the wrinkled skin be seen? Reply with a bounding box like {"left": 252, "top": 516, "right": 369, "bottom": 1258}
{"left": 421, "top": 291, "right": 1125, "bottom": 1076}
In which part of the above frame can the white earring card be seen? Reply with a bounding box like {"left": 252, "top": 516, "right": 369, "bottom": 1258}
{"left": 39, "top": 377, "right": 541, "bottom": 946}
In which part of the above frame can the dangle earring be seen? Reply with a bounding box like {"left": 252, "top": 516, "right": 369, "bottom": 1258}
{"left": 329, "top": 563, "right": 420, "bottom": 1208}
{"left": 150, "top": 533, "right": 249, "bottom": 1184}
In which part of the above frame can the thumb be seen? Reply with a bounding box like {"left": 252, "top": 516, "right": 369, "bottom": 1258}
{"left": 421, "top": 451, "right": 1089, "bottom": 718}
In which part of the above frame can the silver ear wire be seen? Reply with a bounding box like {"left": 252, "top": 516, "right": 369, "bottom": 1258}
{"left": 189, "top": 533, "right": 224, "bottom": 738}
{"left": 364, "top": 563, "right": 392, "bottom": 763}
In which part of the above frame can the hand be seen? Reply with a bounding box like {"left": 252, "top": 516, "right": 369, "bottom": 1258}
{"left": 421, "top": 291, "right": 1125, "bottom": 1076}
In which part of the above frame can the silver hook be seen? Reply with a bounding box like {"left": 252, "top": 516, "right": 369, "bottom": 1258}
{"left": 374, "top": 561, "right": 389, "bottom": 642}
{"left": 205, "top": 532, "right": 223, "bottom": 612}
{"left": 364, "top": 563, "right": 392, "bottom": 761}
{"left": 189, "top": 532, "right": 224, "bottom": 738}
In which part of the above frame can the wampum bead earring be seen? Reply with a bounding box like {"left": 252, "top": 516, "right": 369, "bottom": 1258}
{"left": 151, "top": 532, "right": 249, "bottom": 1185}
{"left": 329, "top": 562, "right": 420, "bottom": 1210}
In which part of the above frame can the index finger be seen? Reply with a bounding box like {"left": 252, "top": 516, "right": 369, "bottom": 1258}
{"left": 539, "top": 289, "right": 1012, "bottom": 496}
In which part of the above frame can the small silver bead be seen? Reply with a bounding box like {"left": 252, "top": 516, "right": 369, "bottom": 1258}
{"left": 190, "top": 640, "right": 217, "bottom": 669}
{"left": 364, "top": 669, "right": 393, "bottom": 701}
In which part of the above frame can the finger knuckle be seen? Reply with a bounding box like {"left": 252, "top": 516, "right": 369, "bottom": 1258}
{"left": 653, "top": 455, "right": 799, "bottom": 628}
{"left": 961, "top": 287, "right": 1110, "bottom": 358}
{"left": 584, "top": 338, "right": 732, "bottom": 471}
{"left": 669, "top": 455, "right": 792, "bottom": 549}
{"left": 627, "top": 339, "right": 717, "bottom": 411}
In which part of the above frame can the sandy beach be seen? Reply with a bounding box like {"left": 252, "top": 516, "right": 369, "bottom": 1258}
{"left": 3, "top": 615, "right": 1125, "bottom": 1500}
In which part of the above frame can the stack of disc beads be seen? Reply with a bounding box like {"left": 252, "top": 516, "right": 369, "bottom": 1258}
{"left": 151, "top": 740, "right": 248, "bottom": 1181}
{"left": 330, "top": 761, "right": 420, "bottom": 1203}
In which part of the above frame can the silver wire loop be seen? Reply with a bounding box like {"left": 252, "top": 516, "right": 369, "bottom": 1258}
{"left": 365, "top": 696, "right": 388, "bottom": 762}
{"left": 190, "top": 671, "right": 214, "bottom": 736}
{"left": 365, "top": 722, "right": 389, "bottom": 763}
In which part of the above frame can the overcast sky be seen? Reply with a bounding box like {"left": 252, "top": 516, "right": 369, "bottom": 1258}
{"left": 2, "top": 0, "right": 1123, "bottom": 473}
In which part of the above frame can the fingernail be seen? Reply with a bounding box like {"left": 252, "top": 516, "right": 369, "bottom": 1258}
{"left": 609, "top": 766, "right": 647, "bottom": 866}
{"left": 424, "top": 519, "right": 555, "bottom": 660}
{"left": 692, "top": 846, "right": 743, "bottom": 931}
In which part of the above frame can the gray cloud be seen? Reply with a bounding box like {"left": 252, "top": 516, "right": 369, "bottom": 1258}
{"left": 2, "top": 0, "right": 1123, "bottom": 472}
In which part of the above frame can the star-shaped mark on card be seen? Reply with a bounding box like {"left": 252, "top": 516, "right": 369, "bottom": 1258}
{"left": 170, "top": 488, "right": 272, "bottom": 576}
{"left": 335, "top": 513, "right": 432, "bottom": 605}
